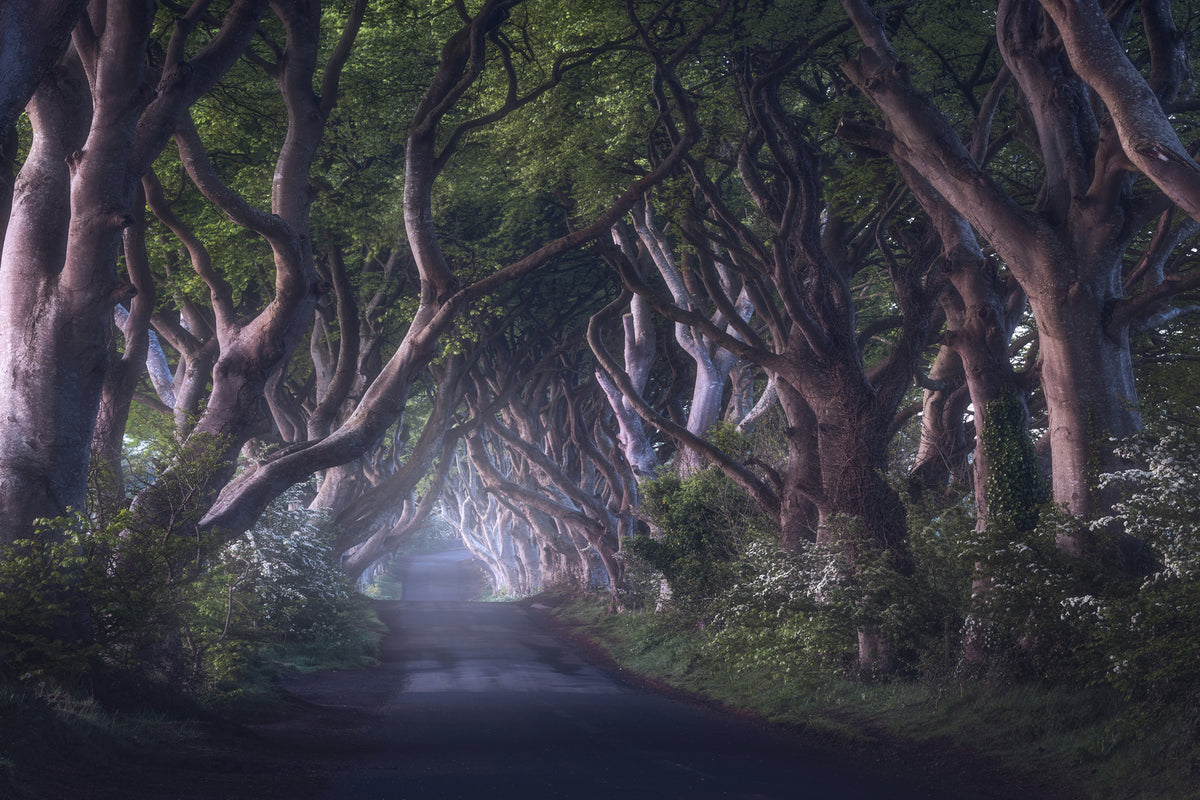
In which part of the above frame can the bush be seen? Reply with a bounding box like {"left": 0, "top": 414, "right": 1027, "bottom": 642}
{"left": 958, "top": 423, "right": 1200, "bottom": 707}
{"left": 1071, "top": 427, "right": 1200, "bottom": 704}
{"left": 0, "top": 486, "right": 377, "bottom": 698}
{"left": 630, "top": 467, "right": 770, "bottom": 613}
{"left": 707, "top": 539, "right": 857, "bottom": 679}
{"left": 958, "top": 504, "right": 1090, "bottom": 677}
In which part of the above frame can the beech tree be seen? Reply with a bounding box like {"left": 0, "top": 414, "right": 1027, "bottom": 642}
{"left": 0, "top": 0, "right": 267, "bottom": 544}
{"left": 584, "top": 31, "right": 949, "bottom": 667}
{"left": 0, "top": 1, "right": 85, "bottom": 135}
{"left": 445, "top": 259, "right": 638, "bottom": 598}
{"left": 0, "top": 0, "right": 719, "bottom": 574}
{"left": 587, "top": 207, "right": 752, "bottom": 485}
{"left": 840, "top": 0, "right": 1200, "bottom": 548}
{"left": 194, "top": 0, "right": 717, "bottom": 553}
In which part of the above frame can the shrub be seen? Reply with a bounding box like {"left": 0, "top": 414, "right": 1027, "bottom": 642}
{"left": 959, "top": 422, "right": 1200, "bottom": 703}
{"left": 707, "top": 538, "right": 857, "bottom": 679}
{"left": 631, "top": 467, "right": 769, "bottom": 613}
{"left": 1069, "top": 427, "right": 1200, "bottom": 703}
{"left": 0, "top": 486, "right": 376, "bottom": 697}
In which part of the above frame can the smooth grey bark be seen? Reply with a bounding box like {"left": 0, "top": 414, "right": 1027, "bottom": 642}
{"left": 0, "top": 0, "right": 86, "bottom": 133}
{"left": 1039, "top": 0, "right": 1200, "bottom": 221}
{"left": 594, "top": 249, "right": 659, "bottom": 479}
{"left": 909, "top": 345, "right": 971, "bottom": 500}
{"left": 0, "top": 0, "right": 267, "bottom": 543}
{"left": 624, "top": 204, "right": 752, "bottom": 475}
{"left": 840, "top": 0, "right": 1182, "bottom": 536}
{"left": 91, "top": 185, "right": 157, "bottom": 511}
{"left": 128, "top": 0, "right": 363, "bottom": 539}
{"left": 0, "top": 49, "right": 95, "bottom": 540}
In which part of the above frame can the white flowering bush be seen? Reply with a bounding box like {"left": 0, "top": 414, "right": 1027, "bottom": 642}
{"left": 707, "top": 527, "right": 957, "bottom": 679}
{"left": 2, "top": 419, "right": 378, "bottom": 698}
{"left": 219, "top": 500, "right": 345, "bottom": 623}
{"left": 963, "top": 423, "right": 1200, "bottom": 699}
{"left": 1066, "top": 427, "right": 1200, "bottom": 701}
{"left": 629, "top": 468, "right": 769, "bottom": 614}
{"left": 959, "top": 505, "right": 1085, "bottom": 675}
{"left": 192, "top": 487, "right": 375, "bottom": 685}
{"left": 707, "top": 539, "right": 857, "bottom": 678}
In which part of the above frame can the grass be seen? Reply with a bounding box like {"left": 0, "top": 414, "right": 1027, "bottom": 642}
{"left": 0, "top": 677, "right": 207, "bottom": 798}
{"left": 543, "top": 589, "right": 1200, "bottom": 800}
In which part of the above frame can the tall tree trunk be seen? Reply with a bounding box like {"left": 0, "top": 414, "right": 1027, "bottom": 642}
{"left": 0, "top": 0, "right": 266, "bottom": 543}
{"left": 776, "top": 382, "right": 820, "bottom": 551}
{"left": 0, "top": 0, "right": 86, "bottom": 133}
{"left": 0, "top": 45, "right": 127, "bottom": 541}
{"left": 841, "top": 0, "right": 1148, "bottom": 534}
{"left": 91, "top": 185, "right": 155, "bottom": 513}
{"left": 1033, "top": 283, "right": 1139, "bottom": 544}
{"left": 909, "top": 345, "right": 971, "bottom": 500}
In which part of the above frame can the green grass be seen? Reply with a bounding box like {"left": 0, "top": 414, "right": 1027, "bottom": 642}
{"left": 545, "top": 590, "right": 1200, "bottom": 800}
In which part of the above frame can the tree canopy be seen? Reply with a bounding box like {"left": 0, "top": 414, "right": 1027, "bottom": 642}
{"left": 2, "top": 0, "right": 1200, "bottom": 707}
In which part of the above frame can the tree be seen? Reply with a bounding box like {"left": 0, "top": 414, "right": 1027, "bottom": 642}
{"left": 189, "top": 0, "right": 716, "bottom": 555}
{"left": 0, "top": 1, "right": 86, "bottom": 136}
{"left": 840, "top": 0, "right": 1200, "bottom": 549}
{"left": 587, "top": 28, "right": 945, "bottom": 668}
{"left": 0, "top": 0, "right": 266, "bottom": 544}
{"left": 451, "top": 260, "right": 639, "bottom": 599}
{"left": 605, "top": 202, "right": 754, "bottom": 477}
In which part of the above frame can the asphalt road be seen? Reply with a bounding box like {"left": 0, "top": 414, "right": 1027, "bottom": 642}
{"left": 269, "top": 548, "right": 955, "bottom": 800}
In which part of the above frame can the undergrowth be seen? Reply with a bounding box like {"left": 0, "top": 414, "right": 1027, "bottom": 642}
{"left": 581, "top": 426, "right": 1200, "bottom": 800}
{"left": 0, "top": 478, "right": 384, "bottom": 799}
{"left": 547, "top": 590, "right": 1200, "bottom": 800}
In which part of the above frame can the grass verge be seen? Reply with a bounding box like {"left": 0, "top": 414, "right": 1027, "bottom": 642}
{"left": 537, "top": 589, "right": 1200, "bottom": 800}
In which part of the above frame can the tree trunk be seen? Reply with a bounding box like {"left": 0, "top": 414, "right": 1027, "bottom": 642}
{"left": 909, "top": 345, "right": 971, "bottom": 500}
{"left": 91, "top": 187, "right": 155, "bottom": 514}
{"left": 0, "top": 48, "right": 123, "bottom": 542}
{"left": 0, "top": 1, "right": 265, "bottom": 543}
{"left": 776, "top": 383, "right": 820, "bottom": 551}
{"left": 0, "top": 1, "right": 86, "bottom": 133}
{"left": 1032, "top": 286, "right": 1139, "bottom": 548}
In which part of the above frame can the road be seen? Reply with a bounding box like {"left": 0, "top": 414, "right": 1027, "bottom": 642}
{"left": 266, "top": 548, "right": 954, "bottom": 800}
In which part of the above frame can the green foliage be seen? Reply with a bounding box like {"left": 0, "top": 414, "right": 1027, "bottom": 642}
{"left": 630, "top": 468, "right": 768, "bottom": 612}
{"left": 625, "top": 466, "right": 961, "bottom": 678}
{"left": 1, "top": 476, "right": 376, "bottom": 700}
{"left": 981, "top": 388, "right": 1048, "bottom": 532}
{"left": 0, "top": 524, "right": 97, "bottom": 682}
{"left": 613, "top": 547, "right": 663, "bottom": 612}
{"left": 960, "top": 504, "right": 1091, "bottom": 677}
{"left": 704, "top": 420, "right": 751, "bottom": 461}
{"left": 707, "top": 517, "right": 965, "bottom": 681}
{"left": 707, "top": 539, "right": 857, "bottom": 680}
{"left": 203, "top": 488, "right": 378, "bottom": 679}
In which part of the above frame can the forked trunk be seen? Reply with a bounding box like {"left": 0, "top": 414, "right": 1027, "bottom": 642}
{"left": 0, "top": 51, "right": 125, "bottom": 542}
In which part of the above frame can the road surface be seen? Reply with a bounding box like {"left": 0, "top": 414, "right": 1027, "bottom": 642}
{"left": 266, "top": 547, "right": 954, "bottom": 799}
